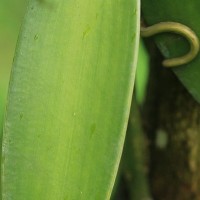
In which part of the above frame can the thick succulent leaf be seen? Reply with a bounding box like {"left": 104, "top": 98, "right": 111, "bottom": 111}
{"left": 141, "top": 0, "right": 200, "bottom": 103}
{"left": 0, "top": 0, "right": 27, "bottom": 132}
{"left": 2, "top": 0, "right": 140, "bottom": 199}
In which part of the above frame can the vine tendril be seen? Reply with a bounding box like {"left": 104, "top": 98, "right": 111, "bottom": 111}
{"left": 141, "top": 22, "right": 200, "bottom": 68}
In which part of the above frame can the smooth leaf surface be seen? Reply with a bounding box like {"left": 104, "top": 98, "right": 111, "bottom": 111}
{"left": 0, "top": 0, "right": 27, "bottom": 131}
{"left": 2, "top": 0, "right": 140, "bottom": 199}
{"left": 141, "top": 0, "right": 200, "bottom": 103}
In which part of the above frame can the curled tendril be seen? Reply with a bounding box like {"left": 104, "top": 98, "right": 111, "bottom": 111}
{"left": 141, "top": 22, "right": 200, "bottom": 68}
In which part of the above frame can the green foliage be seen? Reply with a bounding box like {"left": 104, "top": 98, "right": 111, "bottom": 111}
{"left": 142, "top": 0, "right": 200, "bottom": 103}
{"left": 2, "top": 1, "right": 140, "bottom": 199}
{"left": 3, "top": 1, "right": 199, "bottom": 199}
{"left": 135, "top": 40, "right": 149, "bottom": 104}
{"left": 0, "top": 0, "right": 27, "bottom": 131}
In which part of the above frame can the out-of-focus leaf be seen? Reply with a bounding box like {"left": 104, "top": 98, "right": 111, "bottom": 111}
{"left": 135, "top": 40, "right": 149, "bottom": 105}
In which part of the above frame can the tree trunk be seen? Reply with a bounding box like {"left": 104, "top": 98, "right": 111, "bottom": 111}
{"left": 142, "top": 44, "right": 200, "bottom": 200}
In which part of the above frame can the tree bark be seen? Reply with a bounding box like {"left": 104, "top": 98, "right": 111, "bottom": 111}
{"left": 142, "top": 44, "right": 200, "bottom": 200}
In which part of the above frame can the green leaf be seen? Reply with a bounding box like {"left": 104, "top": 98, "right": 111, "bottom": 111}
{"left": 0, "top": 3, "right": 28, "bottom": 194}
{"left": 135, "top": 40, "right": 149, "bottom": 105}
{"left": 2, "top": 0, "right": 140, "bottom": 199}
{"left": 141, "top": 0, "right": 200, "bottom": 103}
{"left": 0, "top": 0, "right": 27, "bottom": 131}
